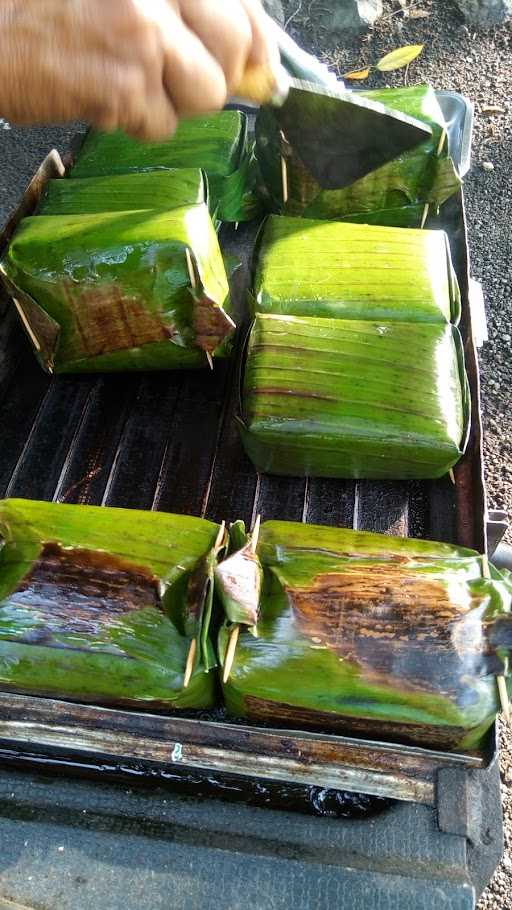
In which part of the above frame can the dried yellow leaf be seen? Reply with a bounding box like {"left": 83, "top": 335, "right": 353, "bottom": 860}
{"left": 343, "top": 67, "right": 371, "bottom": 81}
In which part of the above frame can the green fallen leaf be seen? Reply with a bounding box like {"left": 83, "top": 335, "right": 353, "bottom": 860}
{"left": 376, "top": 44, "right": 424, "bottom": 72}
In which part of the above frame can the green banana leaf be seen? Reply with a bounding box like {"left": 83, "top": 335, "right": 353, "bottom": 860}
{"left": 71, "top": 112, "right": 261, "bottom": 223}
{"left": 239, "top": 313, "right": 469, "bottom": 480}
{"left": 253, "top": 215, "right": 461, "bottom": 324}
{"left": 219, "top": 521, "right": 512, "bottom": 752}
{"left": 2, "top": 204, "right": 234, "bottom": 373}
{"left": 38, "top": 169, "right": 207, "bottom": 215}
{"left": 336, "top": 204, "right": 427, "bottom": 229}
{"left": 256, "top": 85, "right": 461, "bottom": 221}
{"left": 0, "top": 499, "right": 223, "bottom": 709}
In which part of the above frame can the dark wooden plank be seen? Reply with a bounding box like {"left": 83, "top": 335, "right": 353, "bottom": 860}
{"left": 0, "top": 341, "right": 51, "bottom": 497}
{"left": 354, "top": 481, "right": 411, "bottom": 536}
{"left": 203, "top": 371, "right": 258, "bottom": 527}
{"left": 102, "top": 373, "right": 184, "bottom": 511}
{"left": 6, "top": 376, "right": 93, "bottom": 502}
{"left": 153, "top": 364, "right": 232, "bottom": 518}
{"left": 306, "top": 479, "right": 356, "bottom": 528}
{"left": 54, "top": 375, "right": 139, "bottom": 505}
{"left": 255, "top": 475, "right": 308, "bottom": 523}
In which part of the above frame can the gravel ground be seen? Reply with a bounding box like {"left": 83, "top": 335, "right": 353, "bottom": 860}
{"left": 281, "top": 0, "right": 511, "bottom": 905}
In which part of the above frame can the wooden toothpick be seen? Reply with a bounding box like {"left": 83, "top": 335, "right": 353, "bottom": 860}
{"left": 214, "top": 520, "right": 226, "bottom": 551}
{"left": 448, "top": 468, "right": 456, "bottom": 486}
{"left": 250, "top": 514, "right": 261, "bottom": 554}
{"left": 183, "top": 637, "right": 197, "bottom": 689}
{"left": 223, "top": 625, "right": 240, "bottom": 684}
{"left": 206, "top": 351, "right": 214, "bottom": 370}
{"left": 420, "top": 203, "right": 430, "bottom": 230}
{"left": 185, "top": 248, "right": 197, "bottom": 289}
{"left": 497, "top": 672, "right": 510, "bottom": 724}
{"left": 281, "top": 156, "right": 289, "bottom": 204}
{"left": 437, "top": 129, "right": 448, "bottom": 157}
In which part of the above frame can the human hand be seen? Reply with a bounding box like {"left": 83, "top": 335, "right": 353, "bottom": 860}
{"left": 0, "top": 0, "right": 278, "bottom": 139}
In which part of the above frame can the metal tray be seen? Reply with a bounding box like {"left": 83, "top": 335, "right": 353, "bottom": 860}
{"left": 0, "top": 96, "right": 490, "bottom": 811}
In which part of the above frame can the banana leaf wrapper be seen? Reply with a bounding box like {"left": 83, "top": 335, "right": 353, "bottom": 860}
{"left": 38, "top": 169, "right": 207, "bottom": 216}
{"left": 0, "top": 499, "right": 224, "bottom": 709}
{"left": 254, "top": 215, "right": 461, "bottom": 324}
{"left": 71, "top": 112, "right": 261, "bottom": 223}
{"left": 219, "top": 521, "right": 512, "bottom": 752}
{"left": 1, "top": 204, "right": 234, "bottom": 373}
{"left": 239, "top": 313, "right": 470, "bottom": 480}
{"left": 256, "top": 85, "right": 461, "bottom": 220}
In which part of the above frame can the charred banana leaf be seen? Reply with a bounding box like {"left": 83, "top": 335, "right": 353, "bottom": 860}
{"left": 254, "top": 215, "right": 461, "bottom": 324}
{"left": 219, "top": 521, "right": 512, "bottom": 751}
{"left": 0, "top": 499, "right": 223, "bottom": 709}
{"left": 2, "top": 204, "right": 234, "bottom": 373}
{"left": 38, "top": 169, "right": 206, "bottom": 216}
{"left": 71, "top": 112, "right": 261, "bottom": 223}
{"left": 240, "top": 313, "right": 469, "bottom": 480}
{"left": 256, "top": 85, "right": 461, "bottom": 221}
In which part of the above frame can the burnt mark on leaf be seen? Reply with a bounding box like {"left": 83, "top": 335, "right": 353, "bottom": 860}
{"left": 6, "top": 541, "right": 161, "bottom": 649}
{"left": 244, "top": 695, "right": 470, "bottom": 751}
{"left": 288, "top": 567, "right": 500, "bottom": 697}
{"left": 192, "top": 293, "right": 234, "bottom": 354}
{"left": 61, "top": 280, "right": 175, "bottom": 360}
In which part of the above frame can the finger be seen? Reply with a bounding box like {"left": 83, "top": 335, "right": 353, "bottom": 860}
{"left": 161, "top": 16, "right": 228, "bottom": 116}
{"left": 128, "top": 92, "right": 178, "bottom": 140}
{"left": 179, "top": 0, "right": 252, "bottom": 91}
{"left": 240, "top": 0, "right": 280, "bottom": 68}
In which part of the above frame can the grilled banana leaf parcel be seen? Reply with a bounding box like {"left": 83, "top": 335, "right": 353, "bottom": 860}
{"left": 38, "top": 169, "right": 206, "bottom": 216}
{"left": 254, "top": 216, "right": 460, "bottom": 324}
{"left": 219, "top": 521, "right": 512, "bottom": 752}
{"left": 1, "top": 204, "right": 234, "bottom": 373}
{"left": 0, "top": 499, "right": 224, "bottom": 709}
{"left": 240, "top": 314, "right": 469, "bottom": 480}
{"left": 256, "top": 84, "right": 461, "bottom": 220}
{"left": 71, "top": 112, "right": 259, "bottom": 222}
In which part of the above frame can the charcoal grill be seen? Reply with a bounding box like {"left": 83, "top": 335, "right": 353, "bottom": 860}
{"left": 0, "top": 96, "right": 507, "bottom": 910}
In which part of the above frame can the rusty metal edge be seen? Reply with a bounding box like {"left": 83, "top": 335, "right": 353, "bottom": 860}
{"left": 0, "top": 692, "right": 485, "bottom": 806}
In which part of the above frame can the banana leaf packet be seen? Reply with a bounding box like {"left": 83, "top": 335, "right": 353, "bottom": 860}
{"left": 218, "top": 521, "right": 512, "bottom": 752}
{"left": 255, "top": 85, "right": 461, "bottom": 221}
{"left": 38, "top": 169, "right": 207, "bottom": 216}
{"left": 70, "top": 111, "right": 261, "bottom": 223}
{"left": 0, "top": 499, "right": 226, "bottom": 709}
{"left": 1, "top": 203, "right": 235, "bottom": 373}
{"left": 239, "top": 313, "right": 470, "bottom": 481}
{"left": 253, "top": 215, "right": 461, "bottom": 324}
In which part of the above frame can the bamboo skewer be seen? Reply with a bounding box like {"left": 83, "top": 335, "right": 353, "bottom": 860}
{"left": 497, "top": 673, "right": 510, "bottom": 724}
{"left": 281, "top": 156, "right": 289, "bottom": 204}
{"left": 223, "top": 515, "right": 261, "bottom": 684}
{"left": 185, "top": 248, "right": 197, "bottom": 289}
{"left": 223, "top": 624, "right": 240, "bottom": 685}
{"left": 183, "top": 637, "right": 197, "bottom": 689}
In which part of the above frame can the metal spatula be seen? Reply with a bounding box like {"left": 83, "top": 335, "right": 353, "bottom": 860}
{"left": 235, "top": 23, "right": 432, "bottom": 190}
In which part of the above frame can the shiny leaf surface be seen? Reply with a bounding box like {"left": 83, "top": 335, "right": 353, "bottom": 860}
{"left": 254, "top": 215, "right": 460, "bottom": 324}
{"left": 240, "top": 313, "right": 468, "bottom": 480}
{"left": 3, "top": 204, "right": 233, "bottom": 373}
{"left": 220, "top": 521, "right": 511, "bottom": 751}
{"left": 0, "top": 499, "right": 221, "bottom": 708}
{"left": 38, "top": 170, "right": 206, "bottom": 215}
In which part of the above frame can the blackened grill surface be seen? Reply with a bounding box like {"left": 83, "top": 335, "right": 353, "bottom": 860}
{"left": 0, "top": 205, "right": 481, "bottom": 549}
